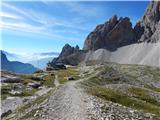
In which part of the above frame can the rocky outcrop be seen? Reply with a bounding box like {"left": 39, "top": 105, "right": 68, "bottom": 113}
{"left": 82, "top": 1, "right": 160, "bottom": 67}
{"left": 83, "top": 1, "right": 160, "bottom": 51}
{"left": 83, "top": 15, "right": 136, "bottom": 51}
{"left": 134, "top": 1, "right": 160, "bottom": 42}
{"left": 50, "top": 44, "right": 86, "bottom": 66}
{"left": 58, "top": 44, "right": 80, "bottom": 59}
{"left": 50, "top": 1, "right": 160, "bottom": 67}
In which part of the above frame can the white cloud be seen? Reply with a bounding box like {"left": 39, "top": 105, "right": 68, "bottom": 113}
{"left": 2, "top": 3, "right": 30, "bottom": 18}
{"left": 25, "top": 8, "right": 89, "bottom": 31}
{"left": 0, "top": 21, "right": 44, "bottom": 33}
{"left": 59, "top": 2, "right": 103, "bottom": 17}
{"left": 2, "top": 2, "right": 47, "bottom": 24}
{"left": 0, "top": 11, "right": 22, "bottom": 19}
{"left": 1, "top": 2, "right": 90, "bottom": 42}
{"left": 0, "top": 20, "right": 83, "bottom": 43}
{"left": 2, "top": 2, "right": 89, "bottom": 31}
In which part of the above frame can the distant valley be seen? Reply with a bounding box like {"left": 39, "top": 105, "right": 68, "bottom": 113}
{"left": 1, "top": 51, "right": 38, "bottom": 74}
{"left": 1, "top": 50, "right": 59, "bottom": 69}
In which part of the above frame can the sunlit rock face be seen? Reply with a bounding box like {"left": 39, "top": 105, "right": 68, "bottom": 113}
{"left": 83, "top": 1, "right": 160, "bottom": 52}
{"left": 50, "top": 1, "right": 160, "bottom": 67}
{"left": 134, "top": 1, "right": 160, "bottom": 43}
{"left": 83, "top": 15, "right": 136, "bottom": 51}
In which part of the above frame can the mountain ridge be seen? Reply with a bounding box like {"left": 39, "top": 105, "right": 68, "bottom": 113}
{"left": 83, "top": 15, "right": 136, "bottom": 51}
{"left": 49, "top": 1, "right": 160, "bottom": 67}
{"left": 1, "top": 51, "right": 38, "bottom": 74}
{"left": 1, "top": 50, "right": 59, "bottom": 69}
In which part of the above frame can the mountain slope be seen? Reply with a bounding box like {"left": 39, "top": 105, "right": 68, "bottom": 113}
{"left": 1, "top": 51, "right": 38, "bottom": 74}
{"left": 84, "top": 1, "right": 160, "bottom": 67}
{"left": 83, "top": 1, "right": 160, "bottom": 51}
{"left": 83, "top": 15, "right": 136, "bottom": 51}
{"left": 85, "top": 42, "right": 160, "bottom": 67}
{"left": 50, "top": 1, "right": 160, "bottom": 67}
{"left": 49, "top": 44, "right": 86, "bottom": 66}
{"left": 1, "top": 50, "right": 59, "bottom": 69}
{"left": 80, "top": 63, "right": 160, "bottom": 119}
{"left": 134, "top": 1, "right": 160, "bottom": 42}
{"left": 1, "top": 50, "right": 21, "bottom": 61}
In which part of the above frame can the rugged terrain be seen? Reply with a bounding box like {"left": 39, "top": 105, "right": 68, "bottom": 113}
{"left": 50, "top": 44, "right": 86, "bottom": 66}
{"left": 1, "top": 1, "right": 160, "bottom": 120}
{"left": 2, "top": 63, "right": 160, "bottom": 120}
{"left": 50, "top": 1, "right": 160, "bottom": 67}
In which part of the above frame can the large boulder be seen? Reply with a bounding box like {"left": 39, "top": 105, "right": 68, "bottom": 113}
{"left": 83, "top": 15, "right": 136, "bottom": 51}
{"left": 28, "top": 82, "right": 41, "bottom": 89}
{"left": 1, "top": 77, "right": 21, "bottom": 83}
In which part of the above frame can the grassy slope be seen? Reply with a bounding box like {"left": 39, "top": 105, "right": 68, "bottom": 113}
{"left": 81, "top": 63, "right": 160, "bottom": 116}
{"left": 56, "top": 67, "right": 80, "bottom": 84}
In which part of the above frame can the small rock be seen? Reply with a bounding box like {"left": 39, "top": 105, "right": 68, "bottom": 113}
{"left": 28, "top": 82, "right": 41, "bottom": 89}
{"left": 1, "top": 110, "right": 12, "bottom": 118}
{"left": 67, "top": 76, "right": 75, "bottom": 81}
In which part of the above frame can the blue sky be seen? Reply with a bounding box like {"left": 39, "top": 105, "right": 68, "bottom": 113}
{"left": 1, "top": 1, "right": 149, "bottom": 54}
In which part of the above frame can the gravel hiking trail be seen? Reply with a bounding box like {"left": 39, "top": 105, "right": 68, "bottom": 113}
{"left": 54, "top": 75, "right": 60, "bottom": 87}
{"left": 38, "top": 79, "right": 88, "bottom": 120}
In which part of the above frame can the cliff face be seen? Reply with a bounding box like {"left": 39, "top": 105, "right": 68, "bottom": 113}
{"left": 58, "top": 44, "right": 80, "bottom": 59}
{"left": 83, "top": 15, "right": 136, "bottom": 51}
{"left": 134, "top": 1, "right": 160, "bottom": 43}
{"left": 50, "top": 44, "right": 86, "bottom": 66}
{"left": 83, "top": 1, "right": 160, "bottom": 51}
{"left": 50, "top": 1, "right": 160, "bottom": 66}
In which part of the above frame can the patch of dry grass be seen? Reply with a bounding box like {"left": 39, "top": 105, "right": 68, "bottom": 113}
{"left": 56, "top": 67, "right": 80, "bottom": 84}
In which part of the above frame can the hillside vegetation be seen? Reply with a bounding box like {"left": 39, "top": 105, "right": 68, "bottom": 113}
{"left": 81, "top": 63, "right": 160, "bottom": 118}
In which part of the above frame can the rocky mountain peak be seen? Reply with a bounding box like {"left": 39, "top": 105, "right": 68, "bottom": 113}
{"left": 1, "top": 51, "right": 38, "bottom": 74}
{"left": 142, "top": 1, "right": 160, "bottom": 23}
{"left": 75, "top": 45, "right": 79, "bottom": 50}
{"left": 134, "top": 1, "right": 160, "bottom": 42}
{"left": 50, "top": 1, "right": 160, "bottom": 66}
{"left": 83, "top": 1, "right": 160, "bottom": 52}
{"left": 83, "top": 15, "right": 135, "bottom": 51}
{"left": 49, "top": 44, "right": 85, "bottom": 66}
{"left": 1, "top": 50, "right": 8, "bottom": 63}
{"left": 58, "top": 44, "right": 78, "bottom": 58}
{"left": 107, "top": 15, "right": 118, "bottom": 26}
{"left": 63, "top": 43, "right": 72, "bottom": 49}
{"left": 110, "top": 15, "right": 118, "bottom": 22}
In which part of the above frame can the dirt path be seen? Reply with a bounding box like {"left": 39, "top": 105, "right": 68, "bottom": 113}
{"left": 38, "top": 80, "right": 88, "bottom": 120}
{"left": 54, "top": 75, "right": 60, "bottom": 87}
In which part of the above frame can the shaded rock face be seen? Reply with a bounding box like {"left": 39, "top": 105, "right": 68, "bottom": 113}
{"left": 50, "top": 44, "right": 86, "bottom": 66}
{"left": 1, "top": 51, "right": 38, "bottom": 74}
{"left": 83, "top": 15, "right": 136, "bottom": 51}
{"left": 58, "top": 44, "right": 80, "bottom": 59}
{"left": 134, "top": 1, "right": 160, "bottom": 42}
